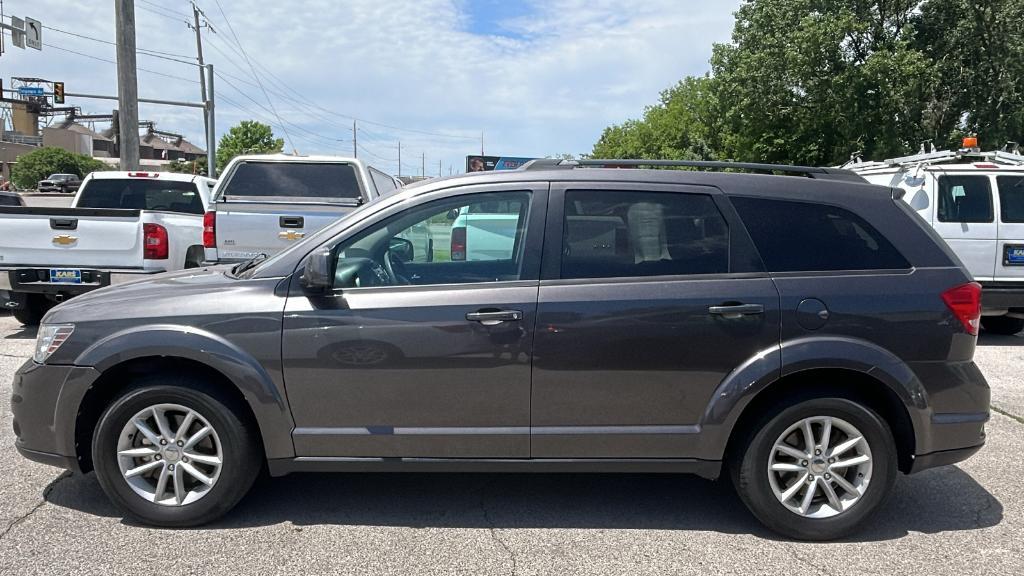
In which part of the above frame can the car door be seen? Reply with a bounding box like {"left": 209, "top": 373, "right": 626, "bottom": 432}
{"left": 994, "top": 173, "right": 1024, "bottom": 280}
{"left": 531, "top": 183, "right": 780, "bottom": 458}
{"left": 282, "top": 183, "right": 547, "bottom": 458}
{"left": 933, "top": 172, "right": 997, "bottom": 281}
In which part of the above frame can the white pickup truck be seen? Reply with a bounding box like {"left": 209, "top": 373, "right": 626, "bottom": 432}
{"left": 204, "top": 155, "right": 401, "bottom": 264}
{"left": 0, "top": 171, "right": 215, "bottom": 325}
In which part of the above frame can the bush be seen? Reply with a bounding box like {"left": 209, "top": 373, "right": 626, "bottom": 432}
{"left": 10, "top": 147, "right": 110, "bottom": 189}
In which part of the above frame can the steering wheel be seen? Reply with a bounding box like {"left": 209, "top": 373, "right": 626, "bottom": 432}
{"left": 334, "top": 257, "right": 391, "bottom": 288}
{"left": 384, "top": 248, "right": 411, "bottom": 285}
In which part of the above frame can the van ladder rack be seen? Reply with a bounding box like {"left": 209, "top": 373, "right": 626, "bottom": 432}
{"left": 520, "top": 158, "right": 864, "bottom": 182}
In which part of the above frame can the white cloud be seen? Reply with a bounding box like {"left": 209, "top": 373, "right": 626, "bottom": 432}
{"left": 1, "top": 0, "right": 739, "bottom": 174}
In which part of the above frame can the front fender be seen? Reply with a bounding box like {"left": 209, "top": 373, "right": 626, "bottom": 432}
{"left": 699, "top": 336, "right": 928, "bottom": 460}
{"left": 72, "top": 324, "right": 294, "bottom": 460}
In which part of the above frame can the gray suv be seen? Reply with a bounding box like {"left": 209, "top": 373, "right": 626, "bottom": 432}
{"left": 11, "top": 160, "right": 989, "bottom": 540}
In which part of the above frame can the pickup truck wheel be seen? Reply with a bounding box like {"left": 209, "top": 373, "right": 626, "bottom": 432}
{"left": 731, "top": 397, "right": 897, "bottom": 540}
{"left": 92, "top": 377, "right": 261, "bottom": 527}
{"left": 12, "top": 297, "right": 46, "bottom": 326}
{"left": 981, "top": 316, "right": 1024, "bottom": 335}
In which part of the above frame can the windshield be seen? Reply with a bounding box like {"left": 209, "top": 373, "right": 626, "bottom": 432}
{"left": 220, "top": 162, "right": 363, "bottom": 201}
{"left": 76, "top": 179, "right": 204, "bottom": 214}
{"left": 48, "top": 174, "right": 73, "bottom": 181}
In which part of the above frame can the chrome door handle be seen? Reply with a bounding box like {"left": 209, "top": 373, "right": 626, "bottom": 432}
{"left": 466, "top": 310, "right": 523, "bottom": 325}
{"left": 708, "top": 303, "right": 765, "bottom": 319}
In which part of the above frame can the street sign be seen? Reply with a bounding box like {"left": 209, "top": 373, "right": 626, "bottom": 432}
{"left": 10, "top": 16, "right": 26, "bottom": 49}
{"left": 18, "top": 86, "right": 44, "bottom": 96}
{"left": 24, "top": 17, "right": 41, "bottom": 50}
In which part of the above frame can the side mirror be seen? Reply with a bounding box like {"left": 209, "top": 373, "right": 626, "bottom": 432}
{"left": 446, "top": 208, "right": 460, "bottom": 221}
{"left": 388, "top": 237, "right": 414, "bottom": 263}
{"left": 299, "top": 248, "right": 333, "bottom": 293}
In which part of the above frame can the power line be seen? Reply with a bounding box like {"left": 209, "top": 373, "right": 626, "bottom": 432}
{"left": 5, "top": 35, "right": 200, "bottom": 84}
{"left": 43, "top": 24, "right": 196, "bottom": 62}
{"left": 210, "top": 0, "right": 295, "bottom": 153}
{"left": 137, "top": 0, "right": 192, "bottom": 21}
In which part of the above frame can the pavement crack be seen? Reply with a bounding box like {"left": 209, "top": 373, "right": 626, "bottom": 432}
{"left": 478, "top": 485, "right": 517, "bottom": 576}
{"left": 0, "top": 471, "right": 72, "bottom": 541}
{"left": 992, "top": 405, "right": 1024, "bottom": 426}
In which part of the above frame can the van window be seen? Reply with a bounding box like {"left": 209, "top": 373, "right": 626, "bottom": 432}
{"left": 997, "top": 176, "right": 1024, "bottom": 223}
{"left": 76, "top": 179, "right": 203, "bottom": 214}
{"left": 224, "top": 162, "right": 362, "bottom": 200}
{"left": 560, "top": 190, "right": 729, "bottom": 279}
{"left": 369, "top": 167, "right": 397, "bottom": 195}
{"left": 731, "top": 197, "right": 909, "bottom": 272}
{"left": 937, "top": 175, "right": 993, "bottom": 223}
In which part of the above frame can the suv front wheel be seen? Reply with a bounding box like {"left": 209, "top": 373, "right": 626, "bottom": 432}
{"left": 92, "top": 377, "right": 261, "bottom": 527}
{"left": 731, "top": 397, "right": 897, "bottom": 540}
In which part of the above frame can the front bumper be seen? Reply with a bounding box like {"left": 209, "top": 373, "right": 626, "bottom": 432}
{"left": 11, "top": 360, "right": 102, "bottom": 473}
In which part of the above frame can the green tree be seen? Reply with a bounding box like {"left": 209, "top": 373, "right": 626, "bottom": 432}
{"left": 709, "top": 0, "right": 934, "bottom": 165}
{"left": 913, "top": 0, "right": 1024, "bottom": 150}
{"left": 592, "top": 76, "right": 721, "bottom": 160}
{"left": 167, "top": 156, "right": 209, "bottom": 177}
{"left": 215, "top": 120, "right": 284, "bottom": 170}
{"left": 10, "top": 146, "right": 109, "bottom": 189}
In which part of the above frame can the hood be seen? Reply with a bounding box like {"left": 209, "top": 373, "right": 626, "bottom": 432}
{"left": 43, "top": 265, "right": 268, "bottom": 324}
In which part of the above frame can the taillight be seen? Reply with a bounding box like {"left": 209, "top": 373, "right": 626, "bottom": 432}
{"left": 451, "top": 226, "right": 466, "bottom": 261}
{"left": 203, "top": 211, "right": 216, "bottom": 248}
{"left": 144, "top": 223, "right": 169, "bottom": 260}
{"left": 941, "top": 282, "right": 982, "bottom": 335}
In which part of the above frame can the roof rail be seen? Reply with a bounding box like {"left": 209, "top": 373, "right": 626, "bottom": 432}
{"left": 520, "top": 158, "right": 864, "bottom": 182}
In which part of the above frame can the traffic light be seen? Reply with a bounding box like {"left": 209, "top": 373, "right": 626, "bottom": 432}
{"left": 53, "top": 81, "right": 65, "bottom": 104}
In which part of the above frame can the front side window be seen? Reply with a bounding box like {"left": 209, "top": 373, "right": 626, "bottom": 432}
{"left": 938, "top": 175, "right": 993, "bottom": 223}
{"left": 560, "top": 190, "right": 729, "bottom": 279}
{"left": 331, "top": 191, "right": 532, "bottom": 288}
{"left": 997, "top": 175, "right": 1024, "bottom": 223}
{"left": 731, "top": 196, "right": 909, "bottom": 272}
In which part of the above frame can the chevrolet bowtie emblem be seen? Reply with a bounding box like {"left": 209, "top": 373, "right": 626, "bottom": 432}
{"left": 278, "top": 230, "right": 305, "bottom": 241}
{"left": 52, "top": 234, "right": 78, "bottom": 246}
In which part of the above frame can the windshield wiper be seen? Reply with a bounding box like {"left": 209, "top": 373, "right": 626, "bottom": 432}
{"left": 232, "top": 252, "right": 268, "bottom": 276}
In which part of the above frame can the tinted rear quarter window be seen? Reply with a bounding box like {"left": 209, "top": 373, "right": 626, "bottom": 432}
{"left": 730, "top": 196, "right": 909, "bottom": 272}
{"left": 0, "top": 194, "right": 21, "bottom": 206}
{"left": 76, "top": 179, "right": 204, "bottom": 214}
{"left": 224, "top": 162, "right": 362, "bottom": 200}
{"left": 561, "top": 190, "right": 729, "bottom": 279}
{"left": 937, "top": 175, "right": 993, "bottom": 223}
{"left": 997, "top": 175, "right": 1024, "bottom": 223}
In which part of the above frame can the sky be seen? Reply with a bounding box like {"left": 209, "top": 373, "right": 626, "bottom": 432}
{"left": 1, "top": 0, "right": 741, "bottom": 176}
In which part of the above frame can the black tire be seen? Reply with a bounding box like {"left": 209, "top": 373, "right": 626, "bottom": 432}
{"left": 730, "top": 397, "right": 897, "bottom": 540}
{"left": 92, "top": 376, "right": 261, "bottom": 527}
{"left": 12, "top": 296, "right": 46, "bottom": 326}
{"left": 981, "top": 316, "right": 1024, "bottom": 335}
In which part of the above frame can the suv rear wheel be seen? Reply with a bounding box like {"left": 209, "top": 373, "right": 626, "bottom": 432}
{"left": 92, "top": 377, "right": 260, "bottom": 527}
{"left": 981, "top": 315, "right": 1024, "bottom": 335}
{"left": 731, "top": 397, "right": 897, "bottom": 540}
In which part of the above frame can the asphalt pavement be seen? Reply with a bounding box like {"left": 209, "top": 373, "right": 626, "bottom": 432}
{"left": 0, "top": 311, "right": 1021, "bottom": 575}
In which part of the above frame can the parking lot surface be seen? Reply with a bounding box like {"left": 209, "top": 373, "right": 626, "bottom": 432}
{"left": 1, "top": 311, "right": 1022, "bottom": 575}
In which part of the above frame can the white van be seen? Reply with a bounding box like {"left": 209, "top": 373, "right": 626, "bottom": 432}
{"left": 844, "top": 142, "right": 1024, "bottom": 334}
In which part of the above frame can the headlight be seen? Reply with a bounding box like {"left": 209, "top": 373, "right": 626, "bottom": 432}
{"left": 34, "top": 324, "right": 75, "bottom": 364}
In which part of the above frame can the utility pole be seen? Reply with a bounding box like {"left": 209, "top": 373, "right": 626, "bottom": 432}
{"left": 439, "top": 159, "right": 442, "bottom": 178}
{"left": 481, "top": 131, "right": 484, "bottom": 155}
{"left": 397, "top": 140, "right": 401, "bottom": 177}
{"left": 421, "top": 152, "right": 425, "bottom": 178}
{"left": 191, "top": 2, "right": 208, "bottom": 139}
{"left": 115, "top": 0, "right": 141, "bottom": 170}
{"left": 352, "top": 120, "right": 357, "bottom": 158}
{"left": 206, "top": 64, "right": 216, "bottom": 177}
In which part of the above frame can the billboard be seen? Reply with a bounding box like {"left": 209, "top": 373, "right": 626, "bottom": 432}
{"left": 466, "top": 155, "right": 536, "bottom": 172}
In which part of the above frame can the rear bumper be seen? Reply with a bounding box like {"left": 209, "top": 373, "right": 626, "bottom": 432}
{"left": 980, "top": 282, "right": 1024, "bottom": 311}
{"left": 0, "top": 268, "right": 162, "bottom": 300}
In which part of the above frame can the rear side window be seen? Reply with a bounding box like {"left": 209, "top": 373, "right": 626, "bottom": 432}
{"left": 561, "top": 190, "right": 729, "bottom": 279}
{"left": 997, "top": 175, "right": 1024, "bottom": 223}
{"left": 937, "top": 175, "right": 993, "bottom": 223}
{"left": 76, "top": 179, "right": 203, "bottom": 214}
{"left": 731, "top": 197, "right": 909, "bottom": 272}
{"left": 0, "top": 194, "right": 21, "bottom": 206}
{"left": 369, "top": 167, "right": 397, "bottom": 195}
{"left": 224, "top": 162, "right": 362, "bottom": 200}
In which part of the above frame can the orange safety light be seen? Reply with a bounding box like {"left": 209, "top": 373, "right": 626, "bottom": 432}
{"left": 962, "top": 136, "right": 979, "bottom": 149}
